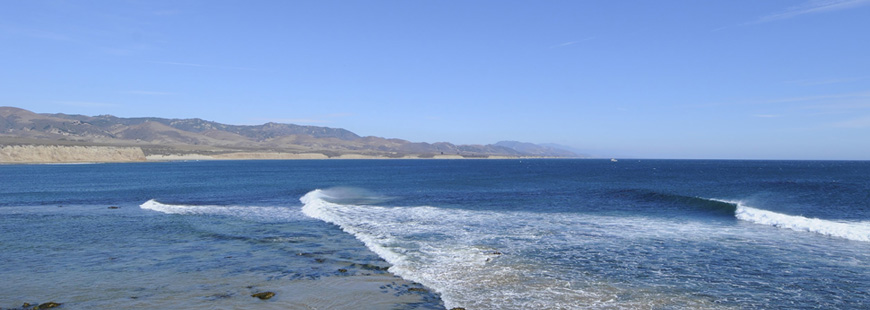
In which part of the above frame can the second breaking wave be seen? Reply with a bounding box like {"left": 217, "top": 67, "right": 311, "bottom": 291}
{"left": 708, "top": 198, "right": 870, "bottom": 242}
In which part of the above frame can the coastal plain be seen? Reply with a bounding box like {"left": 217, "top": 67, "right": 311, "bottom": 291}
{"left": 0, "top": 144, "right": 548, "bottom": 164}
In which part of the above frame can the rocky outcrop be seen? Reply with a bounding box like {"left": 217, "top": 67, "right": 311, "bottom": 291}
{"left": 6, "top": 301, "right": 63, "bottom": 309}
{"left": 0, "top": 145, "right": 146, "bottom": 163}
{"left": 251, "top": 292, "right": 275, "bottom": 300}
{"left": 35, "top": 302, "right": 62, "bottom": 309}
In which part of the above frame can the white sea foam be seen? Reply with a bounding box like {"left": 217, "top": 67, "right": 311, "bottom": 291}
{"left": 301, "top": 189, "right": 725, "bottom": 309}
{"left": 713, "top": 199, "right": 870, "bottom": 242}
{"left": 140, "top": 199, "right": 306, "bottom": 222}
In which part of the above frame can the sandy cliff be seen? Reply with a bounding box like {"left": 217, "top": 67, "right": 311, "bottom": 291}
{"left": 0, "top": 145, "right": 146, "bottom": 163}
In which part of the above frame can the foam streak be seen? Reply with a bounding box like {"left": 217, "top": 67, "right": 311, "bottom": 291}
{"left": 139, "top": 199, "right": 305, "bottom": 222}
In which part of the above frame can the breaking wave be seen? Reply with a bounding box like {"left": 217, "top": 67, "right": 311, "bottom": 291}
{"left": 710, "top": 199, "right": 870, "bottom": 242}
{"left": 617, "top": 191, "right": 869, "bottom": 242}
{"left": 300, "top": 188, "right": 727, "bottom": 309}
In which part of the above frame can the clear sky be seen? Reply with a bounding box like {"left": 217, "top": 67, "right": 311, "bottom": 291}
{"left": 2, "top": 1, "right": 869, "bottom": 159}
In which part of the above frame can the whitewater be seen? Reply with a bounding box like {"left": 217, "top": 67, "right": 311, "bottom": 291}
{"left": 300, "top": 189, "right": 728, "bottom": 309}
{"left": 4, "top": 159, "right": 869, "bottom": 309}
{"left": 710, "top": 199, "right": 870, "bottom": 242}
{"left": 300, "top": 186, "right": 870, "bottom": 309}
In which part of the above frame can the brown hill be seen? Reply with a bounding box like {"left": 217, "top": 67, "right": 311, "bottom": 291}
{"left": 0, "top": 107, "right": 579, "bottom": 158}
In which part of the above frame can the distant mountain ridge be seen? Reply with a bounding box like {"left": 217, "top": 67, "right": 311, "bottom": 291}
{"left": 494, "top": 141, "right": 579, "bottom": 157}
{"left": 0, "top": 107, "right": 581, "bottom": 158}
{"left": 45, "top": 112, "right": 362, "bottom": 141}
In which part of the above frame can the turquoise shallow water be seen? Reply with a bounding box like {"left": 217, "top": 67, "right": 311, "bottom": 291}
{"left": 1, "top": 159, "right": 869, "bottom": 309}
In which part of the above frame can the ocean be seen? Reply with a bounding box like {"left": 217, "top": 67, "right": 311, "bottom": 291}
{"left": 1, "top": 159, "right": 868, "bottom": 309}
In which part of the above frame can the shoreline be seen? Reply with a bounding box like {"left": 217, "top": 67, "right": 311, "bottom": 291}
{"left": 1, "top": 145, "right": 572, "bottom": 164}
{"left": 145, "top": 153, "right": 562, "bottom": 161}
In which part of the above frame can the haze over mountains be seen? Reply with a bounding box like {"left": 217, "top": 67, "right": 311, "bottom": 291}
{"left": 0, "top": 107, "right": 580, "bottom": 158}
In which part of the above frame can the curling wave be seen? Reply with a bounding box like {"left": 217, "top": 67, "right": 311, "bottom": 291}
{"left": 711, "top": 199, "right": 870, "bottom": 242}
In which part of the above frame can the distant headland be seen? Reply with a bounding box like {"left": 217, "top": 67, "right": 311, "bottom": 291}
{"left": 0, "top": 107, "right": 583, "bottom": 163}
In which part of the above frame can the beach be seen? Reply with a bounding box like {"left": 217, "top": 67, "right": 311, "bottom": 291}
{"left": 0, "top": 144, "right": 553, "bottom": 164}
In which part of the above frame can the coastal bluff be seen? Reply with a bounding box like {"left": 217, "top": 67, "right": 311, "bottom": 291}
{"left": 0, "top": 145, "right": 146, "bottom": 163}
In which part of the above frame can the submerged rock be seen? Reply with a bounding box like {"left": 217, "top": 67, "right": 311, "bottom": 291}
{"left": 408, "top": 287, "right": 428, "bottom": 293}
{"left": 338, "top": 268, "right": 348, "bottom": 273}
{"left": 251, "top": 292, "right": 275, "bottom": 300}
{"left": 208, "top": 293, "right": 233, "bottom": 300}
{"left": 108, "top": 206, "right": 119, "bottom": 209}
{"left": 35, "top": 302, "right": 62, "bottom": 309}
{"left": 352, "top": 263, "right": 389, "bottom": 271}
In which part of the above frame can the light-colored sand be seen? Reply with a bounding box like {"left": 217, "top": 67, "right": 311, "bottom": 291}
{"left": 213, "top": 152, "right": 329, "bottom": 160}
{"left": 145, "top": 154, "right": 218, "bottom": 161}
{"left": 146, "top": 152, "right": 332, "bottom": 161}
{"left": 335, "top": 154, "right": 389, "bottom": 159}
{"left": 432, "top": 154, "right": 465, "bottom": 159}
{"left": 2, "top": 146, "right": 531, "bottom": 163}
{"left": 0, "top": 145, "right": 146, "bottom": 163}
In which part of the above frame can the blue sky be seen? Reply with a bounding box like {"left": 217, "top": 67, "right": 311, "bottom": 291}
{"left": 2, "top": 1, "right": 869, "bottom": 159}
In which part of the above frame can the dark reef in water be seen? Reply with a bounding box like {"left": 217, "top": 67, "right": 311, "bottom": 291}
{"left": 3, "top": 301, "right": 62, "bottom": 310}
{"left": 250, "top": 292, "right": 275, "bottom": 300}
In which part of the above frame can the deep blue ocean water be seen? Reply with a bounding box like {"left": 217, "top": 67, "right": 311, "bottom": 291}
{"left": 1, "top": 159, "right": 869, "bottom": 309}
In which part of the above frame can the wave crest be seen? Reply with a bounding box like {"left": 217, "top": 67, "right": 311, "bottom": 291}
{"left": 711, "top": 199, "right": 870, "bottom": 242}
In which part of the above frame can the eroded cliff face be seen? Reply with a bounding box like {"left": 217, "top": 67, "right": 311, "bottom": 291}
{"left": 0, "top": 145, "right": 146, "bottom": 163}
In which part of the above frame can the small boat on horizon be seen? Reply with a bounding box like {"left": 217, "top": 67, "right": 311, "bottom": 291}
{"left": 611, "top": 158, "right": 618, "bottom": 162}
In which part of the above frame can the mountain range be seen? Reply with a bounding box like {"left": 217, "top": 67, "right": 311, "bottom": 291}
{"left": 0, "top": 107, "right": 581, "bottom": 158}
